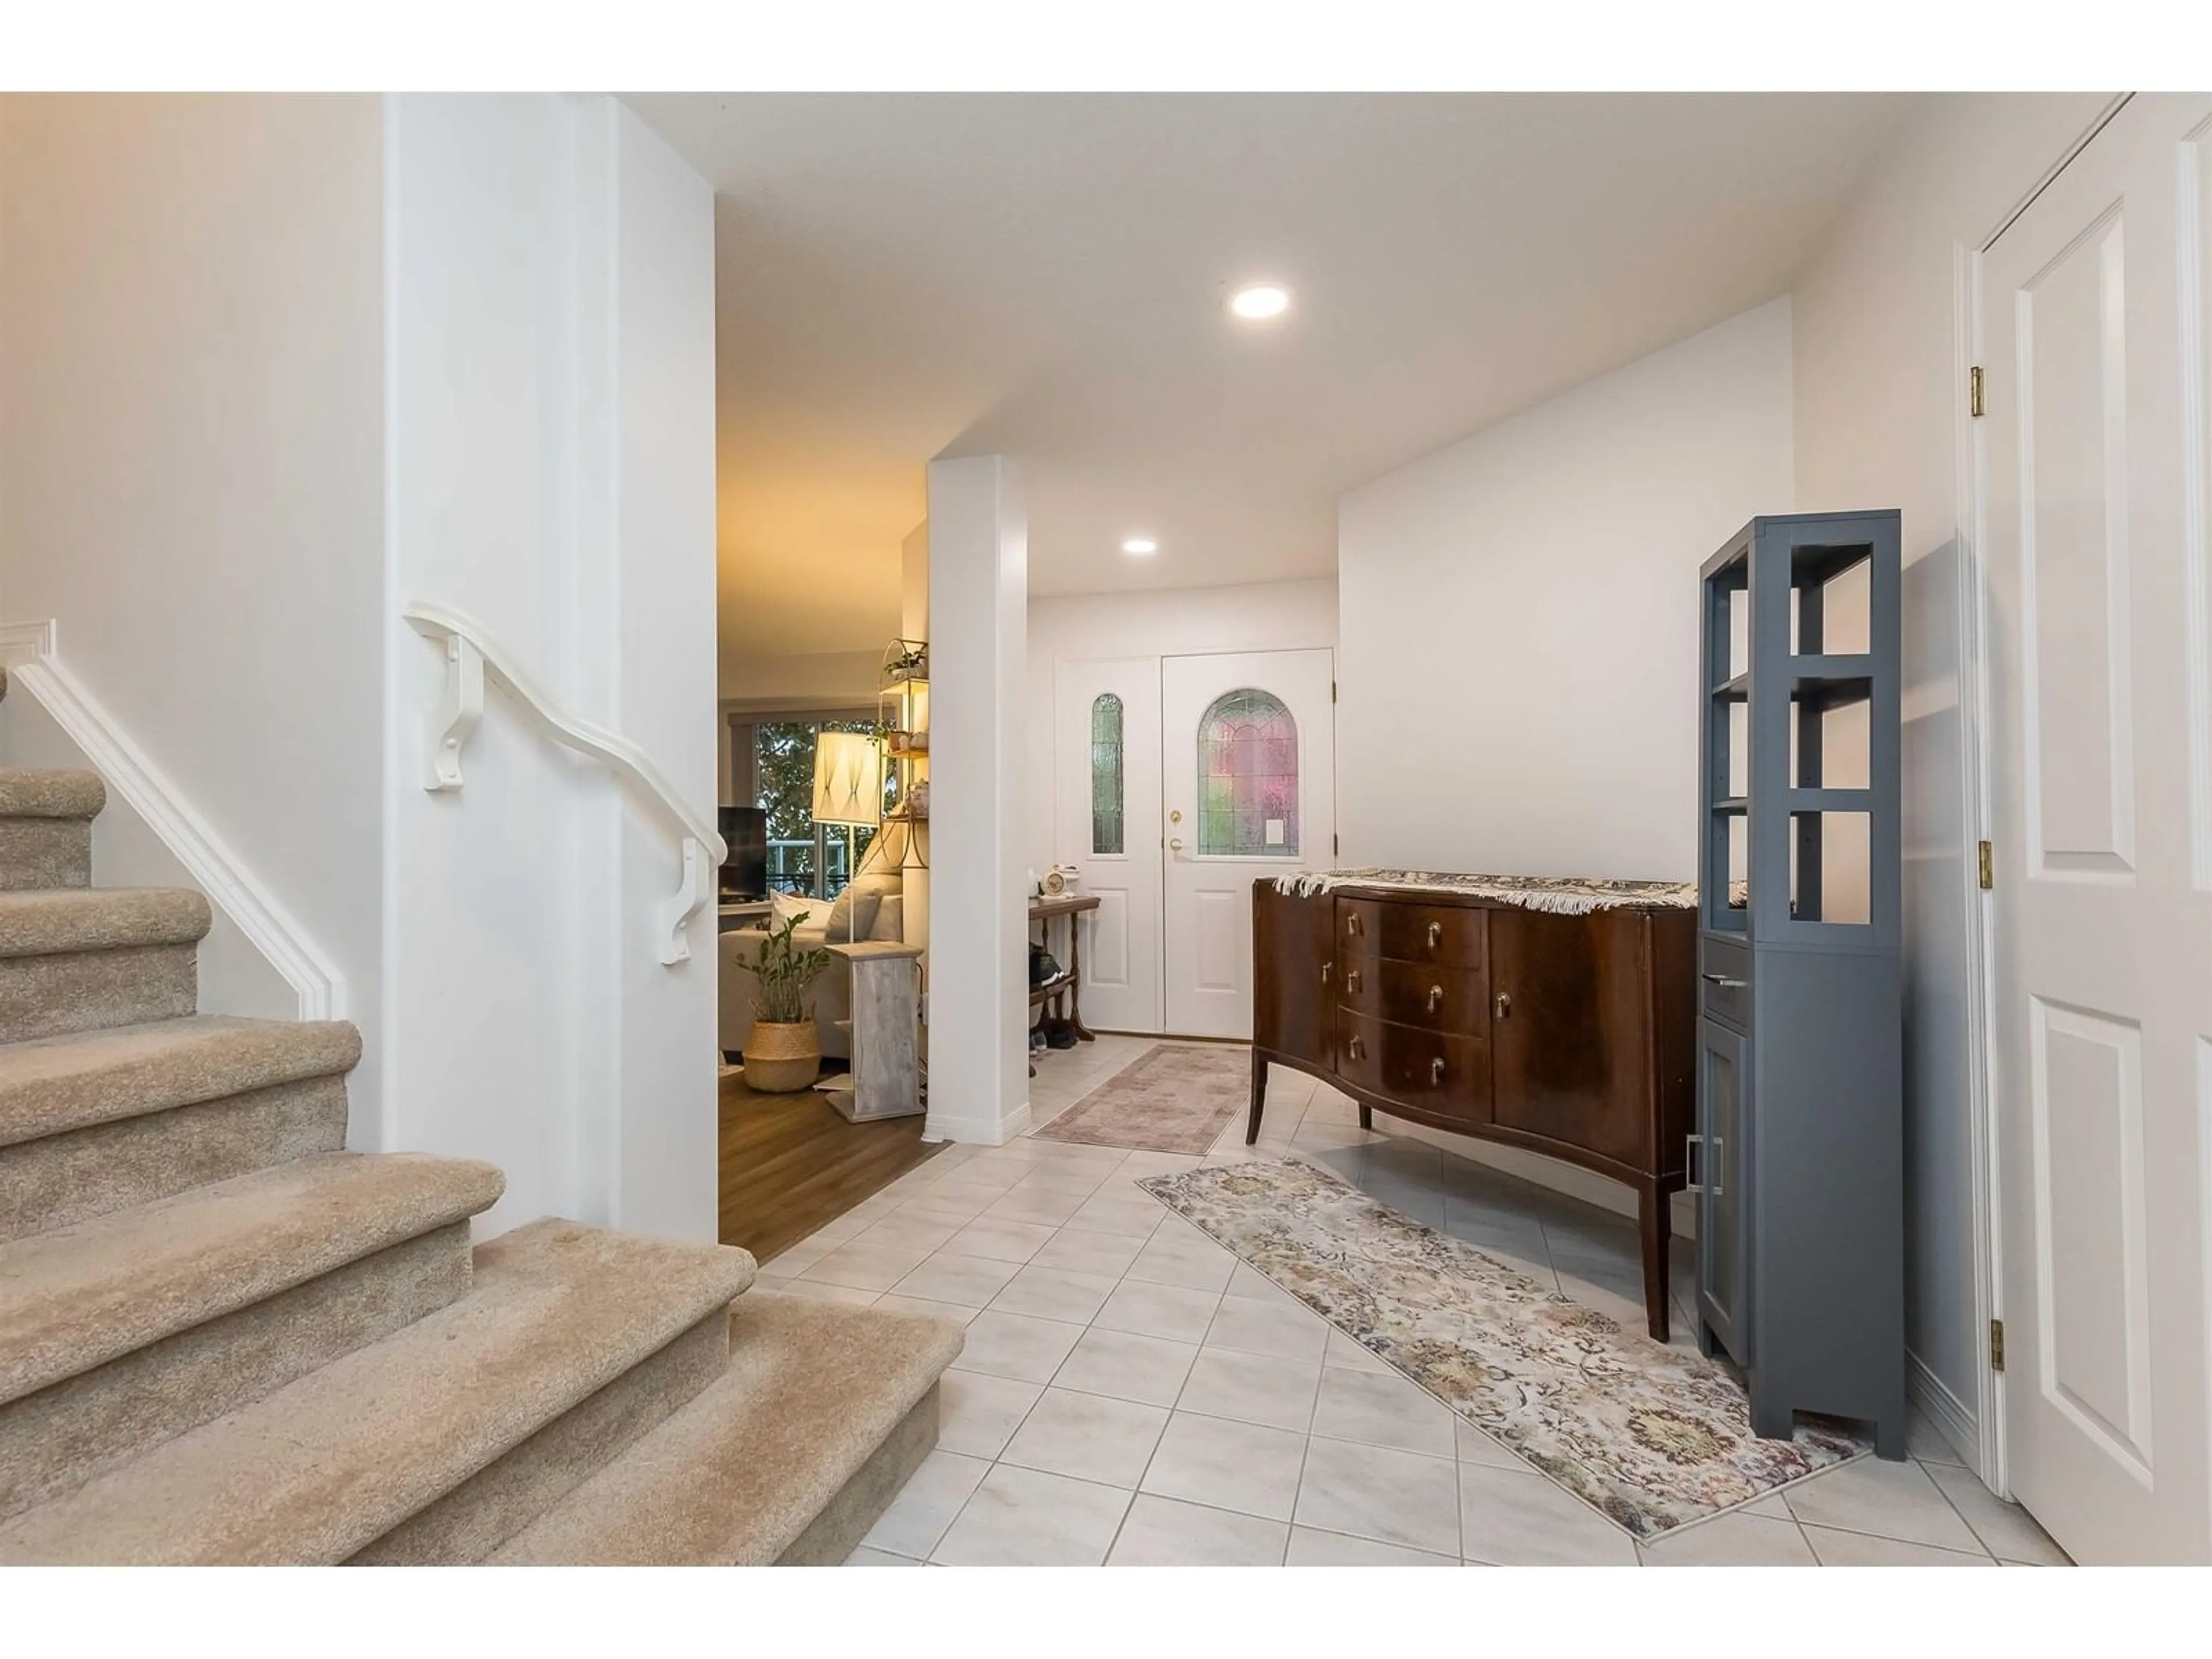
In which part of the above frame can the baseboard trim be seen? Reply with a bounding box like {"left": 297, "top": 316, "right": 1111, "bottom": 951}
{"left": 925, "top": 1098, "right": 1033, "bottom": 1147}
{"left": 1908, "top": 1347, "right": 1983, "bottom": 1475}
{"left": 0, "top": 619, "right": 346, "bottom": 1021}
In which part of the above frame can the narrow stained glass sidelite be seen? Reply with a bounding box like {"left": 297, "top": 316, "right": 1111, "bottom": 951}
{"left": 1090, "top": 692, "right": 1126, "bottom": 855}
{"left": 1196, "top": 688, "right": 1298, "bottom": 857}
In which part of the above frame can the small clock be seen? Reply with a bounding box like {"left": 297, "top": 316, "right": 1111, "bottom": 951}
{"left": 1041, "top": 867, "right": 1070, "bottom": 897}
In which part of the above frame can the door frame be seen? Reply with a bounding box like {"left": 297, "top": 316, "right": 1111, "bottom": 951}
{"left": 1957, "top": 93, "right": 2140, "bottom": 1499}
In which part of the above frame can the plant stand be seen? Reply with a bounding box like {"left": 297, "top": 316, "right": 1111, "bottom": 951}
{"left": 827, "top": 940, "right": 925, "bottom": 1122}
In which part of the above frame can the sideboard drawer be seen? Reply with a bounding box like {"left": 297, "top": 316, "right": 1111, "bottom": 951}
{"left": 1335, "top": 955, "right": 1490, "bottom": 1036}
{"left": 1336, "top": 1012, "right": 1492, "bottom": 1126}
{"left": 1336, "top": 897, "right": 1486, "bottom": 969}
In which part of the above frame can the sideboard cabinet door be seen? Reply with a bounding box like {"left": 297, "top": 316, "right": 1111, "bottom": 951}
{"left": 1486, "top": 908, "right": 1648, "bottom": 1165}
{"left": 1253, "top": 884, "right": 1337, "bottom": 1069}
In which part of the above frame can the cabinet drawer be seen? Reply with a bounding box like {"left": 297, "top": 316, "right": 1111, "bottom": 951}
{"left": 1336, "top": 898, "right": 1486, "bottom": 969}
{"left": 1336, "top": 1012, "right": 1492, "bottom": 1125}
{"left": 1335, "top": 955, "right": 1490, "bottom": 1036}
{"left": 1699, "top": 934, "right": 1752, "bottom": 1032}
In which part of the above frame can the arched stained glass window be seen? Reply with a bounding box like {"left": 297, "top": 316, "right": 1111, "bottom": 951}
{"left": 1090, "top": 693, "right": 1126, "bottom": 855}
{"left": 1196, "top": 688, "right": 1298, "bottom": 857}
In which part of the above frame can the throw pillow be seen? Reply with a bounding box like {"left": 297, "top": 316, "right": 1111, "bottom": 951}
{"left": 824, "top": 882, "right": 882, "bottom": 943}
{"left": 771, "top": 890, "right": 823, "bottom": 933}
{"left": 869, "top": 894, "right": 906, "bottom": 942}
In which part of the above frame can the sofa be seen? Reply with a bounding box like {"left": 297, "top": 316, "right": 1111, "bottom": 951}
{"left": 719, "top": 874, "right": 905, "bottom": 1063}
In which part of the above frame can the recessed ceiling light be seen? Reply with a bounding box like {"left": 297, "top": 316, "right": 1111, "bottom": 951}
{"left": 1228, "top": 284, "right": 1291, "bottom": 320}
{"left": 1121, "top": 536, "right": 1159, "bottom": 556}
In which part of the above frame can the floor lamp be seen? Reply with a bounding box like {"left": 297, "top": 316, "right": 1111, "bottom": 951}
{"left": 810, "top": 730, "right": 883, "bottom": 942}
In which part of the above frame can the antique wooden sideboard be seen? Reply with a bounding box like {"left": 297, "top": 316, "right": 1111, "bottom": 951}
{"left": 1251, "top": 873, "right": 1698, "bottom": 1340}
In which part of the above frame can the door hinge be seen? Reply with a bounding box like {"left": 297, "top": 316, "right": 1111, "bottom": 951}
{"left": 1333, "top": 833, "right": 1339, "bottom": 857}
{"left": 1978, "top": 840, "right": 1994, "bottom": 891}
{"left": 1969, "top": 365, "right": 1986, "bottom": 418}
{"left": 1990, "top": 1318, "right": 2006, "bottom": 1373}
{"left": 1331, "top": 679, "right": 1338, "bottom": 703}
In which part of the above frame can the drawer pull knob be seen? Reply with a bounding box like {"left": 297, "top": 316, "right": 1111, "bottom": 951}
{"left": 1702, "top": 972, "right": 1748, "bottom": 990}
{"left": 1427, "top": 984, "right": 1445, "bottom": 1012}
{"left": 1346, "top": 968, "right": 1362, "bottom": 992}
{"left": 1494, "top": 991, "right": 1512, "bottom": 1019}
{"left": 1427, "top": 921, "right": 1442, "bottom": 949}
{"left": 1430, "top": 1057, "right": 1446, "bottom": 1084}
{"left": 1685, "top": 1131, "right": 1705, "bottom": 1195}
{"left": 1321, "top": 960, "right": 1331, "bottom": 983}
{"left": 1347, "top": 1035, "right": 1366, "bottom": 1061}
{"left": 1347, "top": 914, "right": 1362, "bottom": 937}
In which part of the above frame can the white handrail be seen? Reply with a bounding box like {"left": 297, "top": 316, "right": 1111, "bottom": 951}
{"left": 403, "top": 599, "right": 726, "bottom": 965}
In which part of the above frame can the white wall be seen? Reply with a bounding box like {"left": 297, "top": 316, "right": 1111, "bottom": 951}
{"left": 1791, "top": 92, "right": 2116, "bottom": 1447}
{"left": 1025, "top": 577, "right": 1339, "bottom": 873}
{"left": 1337, "top": 298, "right": 1796, "bottom": 881}
{"left": 384, "top": 94, "right": 719, "bottom": 1241}
{"left": 0, "top": 93, "right": 388, "bottom": 1134}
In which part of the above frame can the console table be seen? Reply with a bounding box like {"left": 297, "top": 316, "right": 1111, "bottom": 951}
{"left": 1251, "top": 872, "right": 1697, "bottom": 1340}
{"left": 1028, "top": 893, "right": 1100, "bottom": 1043}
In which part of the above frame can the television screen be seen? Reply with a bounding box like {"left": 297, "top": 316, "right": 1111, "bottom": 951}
{"left": 718, "top": 805, "right": 767, "bottom": 899}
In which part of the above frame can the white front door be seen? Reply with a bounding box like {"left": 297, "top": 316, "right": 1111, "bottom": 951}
{"left": 1161, "top": 649, "right": 1336, "bottom": 1039}
{"left": 1053, "top": 657, "right": 1164, "bottom": 1032}
{"left": 1980, "top": 93, "right": 2212, "bottom": 1565}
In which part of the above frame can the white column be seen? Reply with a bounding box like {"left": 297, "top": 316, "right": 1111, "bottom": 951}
{"left": 923, "top": 456, "right": 1029, "bottom": 1143}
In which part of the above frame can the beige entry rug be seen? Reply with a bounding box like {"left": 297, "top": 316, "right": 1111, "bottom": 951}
{"left": 1031, "top": 1043, "right": 1246, "bottom": 1156}
{"left": 1137, "top": 1158, "right": 1864, "bottom": 1539}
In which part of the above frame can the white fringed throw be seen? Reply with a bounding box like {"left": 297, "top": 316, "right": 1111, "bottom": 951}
{"left": 1270, "top": 867, "right": 1699, "bottom": 914}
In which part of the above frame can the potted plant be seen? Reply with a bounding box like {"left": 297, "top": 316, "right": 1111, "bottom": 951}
{"left": 743, "top": 914, "right": 831, "bottom": 1093}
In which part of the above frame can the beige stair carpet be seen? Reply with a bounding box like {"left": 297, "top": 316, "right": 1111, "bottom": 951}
{"left": 0, "top": 705, "right": 961, "bottom": 1563}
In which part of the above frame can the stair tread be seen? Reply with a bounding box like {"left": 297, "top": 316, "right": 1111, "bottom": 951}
{"left": 0, "top": 888, "right": 211, "bottom": 959}
{"left": 0, "top": 1219, "right": 757, "bottom": 1564}
{"left": 0, "top": 1016, "right": 361, "bottom": 1149}
{"left": 491, "top": 1289, "right": 962, "bottom": 1565}
{"left": 0, "top": 1150, "right": 503, "bottom": 1406}
{"left": 0, "top": 768, "right": 105, "bottom": 821}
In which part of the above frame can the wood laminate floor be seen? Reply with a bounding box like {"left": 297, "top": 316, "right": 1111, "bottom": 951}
{"left": 718, "top": 1068, "right": 942, "bottom": 1266}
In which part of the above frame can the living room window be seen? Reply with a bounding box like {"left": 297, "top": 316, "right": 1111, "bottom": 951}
{"left": 753, "top": 717, "right": 882, "bottom": 897}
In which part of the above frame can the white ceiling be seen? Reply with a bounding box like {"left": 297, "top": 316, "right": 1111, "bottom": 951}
{"left": 625, "top": 93, "right": 1914, "bottom": 660}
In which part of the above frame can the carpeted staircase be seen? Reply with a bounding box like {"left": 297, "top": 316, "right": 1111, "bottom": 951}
{"left": 0, "top": 672, "right": 959, "bottom": 1564}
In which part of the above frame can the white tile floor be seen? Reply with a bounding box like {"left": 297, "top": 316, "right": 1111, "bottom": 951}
{"left": 759, "top": 1034, "right": 2070, "bottom": 1567}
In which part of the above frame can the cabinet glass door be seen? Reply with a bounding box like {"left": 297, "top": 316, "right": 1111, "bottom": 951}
{"left": 1696, "top": 1018, "right": 1751, "bottom": 1361}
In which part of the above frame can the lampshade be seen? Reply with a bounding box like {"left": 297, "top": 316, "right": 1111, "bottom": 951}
{"left": 811, "top": 731, "right": 883, "bottom": 827}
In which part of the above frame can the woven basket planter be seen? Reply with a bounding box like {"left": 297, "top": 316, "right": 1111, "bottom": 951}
{"left": 743, "top": 1020, "right": 821, "bottom": 1094}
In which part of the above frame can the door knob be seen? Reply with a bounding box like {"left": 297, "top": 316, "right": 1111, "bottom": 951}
{"left": 1169, "top": 838, "right": 1184, "bottom": 851}
{"left": 1494, "top": 991, "right": 1512, "bottom": 1019}
{"left": 1169, "top": 809, "right": 1183, "bottom": 824}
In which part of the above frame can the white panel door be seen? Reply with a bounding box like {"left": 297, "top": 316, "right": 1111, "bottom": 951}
{"left": 1054, "top": 657, "right": 1163, "bottom": 1031}
{"left": 1982, "top": 94, "right": 2212, "bottom": 1565}
{"left": 1161, "top": 649, "right": 1335, "bottom": 1039}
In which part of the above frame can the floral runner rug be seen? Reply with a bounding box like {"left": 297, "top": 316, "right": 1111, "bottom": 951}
{"left": 1031, "top": 1043, "right": 1246, "bottom": 1157}
{"left": 1137, "top": 1158, "right": 1863, "bottom": 1539}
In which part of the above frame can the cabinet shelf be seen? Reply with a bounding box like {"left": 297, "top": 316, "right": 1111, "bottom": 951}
{"left": 1710, "top": 654, "right": 1876, "bottom": 711}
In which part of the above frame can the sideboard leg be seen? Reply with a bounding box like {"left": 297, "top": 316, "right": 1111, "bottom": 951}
{"left": 1247, "top": 1054, "right": 1268, "bottom": 1145}
{"left": 1637, "top": 1183, "right": 1672, "bottom": 1342}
